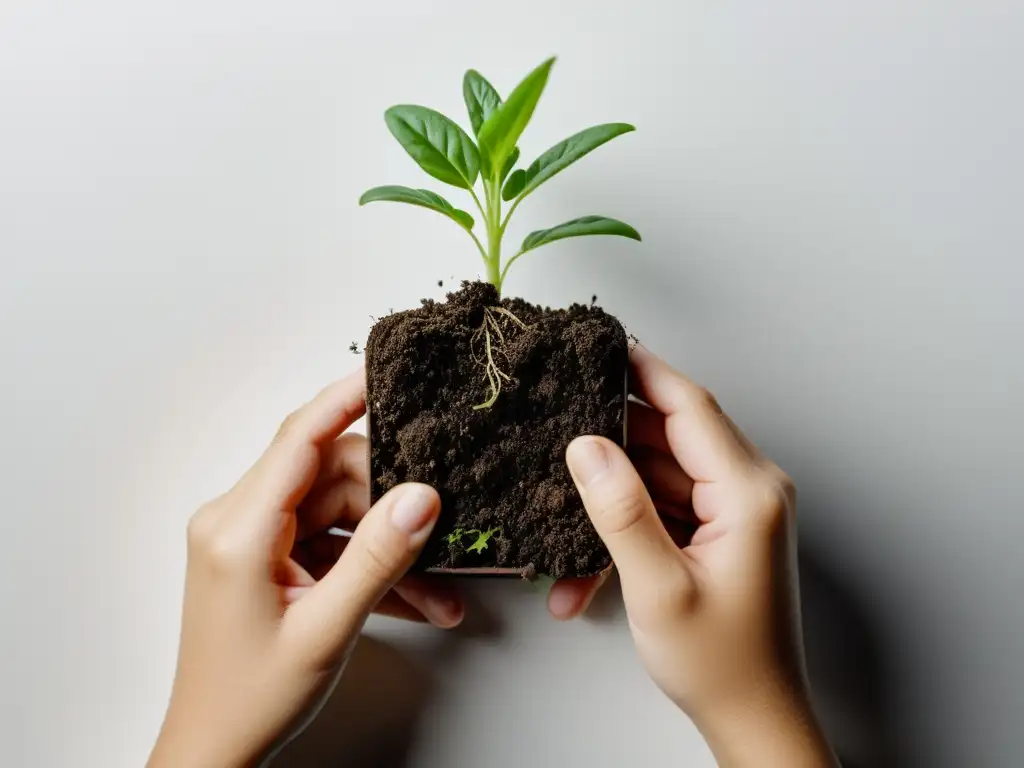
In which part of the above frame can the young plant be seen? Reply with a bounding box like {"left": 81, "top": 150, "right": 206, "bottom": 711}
{"left": 445, "top": 528, "right": 466, "bottom": 546}
{"left": 359, "top": 57, "right": 641, "bottom": 296}
{"left": 465, "top": 527, "right": 501, "bottom": 554}
{"left": 444, "top": 527, "right": 503, "bottom": 554}
{"left": 359, "top": 58, "right": 640, "bottom": 409}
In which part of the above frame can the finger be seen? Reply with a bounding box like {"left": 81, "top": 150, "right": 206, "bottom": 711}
{"left": 626, "top": 400, "right": 671, "bottom": 454}
{"left": 297, "top": 474, "right": 370, "bottom": 540}
{"left": 630, "top": 446, "right": 695, "bottom": 507}
{"left": 547, "top": 568, "right": 612, "bottom": 620}
{"left": 275, "top": 556, "right": 317, "bottom": 588}
{"left": 293, "top": 530, "right": 466, "bottom": 632}
{"left": 282, "top": 587, "right": 428, "bottom": 624}
{"left": 630, "top": 346, "right": 754, "bottom": 482}
{"left": 566, "top": 436, "right": 682, "bottom": 587}
{"left": 662, "top": 517, "right": 699, "bottom": 548}
{"left": 372, "top": 591, "right": 430, "bottom": 624}
{"left": 721, "top": 411, "right": 761, "bottom": 460}
{"left": 309, "top": 432, "right": 369, "bottom": 495}
{"left": 275, "top": 366, "right": 367, "bottom": 447}
{"left": 282, "top": 483, "right": 440, "bottom": 665}
{"left": 652, "top": 499, "right": 699, "bottom": 524}
{"left": 630, "top": 389, "right": 758, "bottom": 460}
{"left": 281, "top": 541, "right": 457, "bottom": 626}
{"left": 291, "top": 530, "right": 345, "bottom": 579}
{"left": 247, "top": 367, "right": 367, "bottom": 512}
{"left": 393, "top": 574, "right": 464, "bottom": 629}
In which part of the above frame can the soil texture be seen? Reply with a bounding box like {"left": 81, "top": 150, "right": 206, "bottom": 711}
{"left": 364, "top": 281, "right": 627, "bottom": 578}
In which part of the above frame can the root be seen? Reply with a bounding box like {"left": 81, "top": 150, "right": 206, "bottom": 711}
{"left": 471, "top": 306, "right": 530, "bottom": 410}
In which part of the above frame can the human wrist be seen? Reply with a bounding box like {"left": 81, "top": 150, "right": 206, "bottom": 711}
{"left": 689, "top": 677, "right": 836, "bottom": 768}
{"left": 148, "top": 719, "right": 254, "bottom": 768}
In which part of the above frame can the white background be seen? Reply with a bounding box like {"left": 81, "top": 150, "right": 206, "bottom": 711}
{"left": 2, "top": 2, "right": 1022, "bottom": 766}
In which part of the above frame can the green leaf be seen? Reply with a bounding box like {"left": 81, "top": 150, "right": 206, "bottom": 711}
{"left": 446, "top": 528, "right": 466, "bottom": 545}
{"left": 500, "top": 147, "right": 520, "bottom": 184}
{"left": 465, "top": 527, "right": 500, "bottom": 554}
{"left": 513, "top": 123, "right": 635, "bottom": 200}
{"left": 502, "top": 168, "right": 526, "bottom": 201}
{"left": 384, "top": 105, "right": 480, "bottom": 189}
{"left": 359, "top": 186, "right": 474, "bottom": 230}
{"left": 463, "top": 70, "right": 502, "bottom": 136}
{"left": 477, "top": 57, "right": 555, "bottom": 179}
{"left": 521, "top": 215, "right": 641, "bottom": 253}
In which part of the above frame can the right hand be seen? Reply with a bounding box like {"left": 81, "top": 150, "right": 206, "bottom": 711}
{"left": 565, "top": 346, "right": 837, "bottom": 767}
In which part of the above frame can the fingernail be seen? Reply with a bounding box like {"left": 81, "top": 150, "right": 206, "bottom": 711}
{"left": 425, "top": 596, "right": 464, "bottom": 628}
{"left": 567, "top": 438, "right": 610, "bottom": 488}
{"left": 390, "top": 485, "right": 437, "bottom": 534}
{"left": 548, "top": 588, "right": 581, "bottom": 620}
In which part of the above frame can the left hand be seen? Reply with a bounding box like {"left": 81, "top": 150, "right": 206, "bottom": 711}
{"left": 148, "top": 369, "right": 463, "bottom": 768}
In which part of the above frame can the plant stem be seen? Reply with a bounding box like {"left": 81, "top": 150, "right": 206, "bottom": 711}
{"left": 485, "top": 176, "right": 502, "bottom": 291}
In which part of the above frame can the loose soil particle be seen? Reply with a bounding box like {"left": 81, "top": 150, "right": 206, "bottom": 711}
{"left": 365, "top": 281, "right": 627, "bottom": 578}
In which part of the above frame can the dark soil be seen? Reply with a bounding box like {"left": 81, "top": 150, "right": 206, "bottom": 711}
{"left": 364, "top": 281, "right": 628, "bottom": 578}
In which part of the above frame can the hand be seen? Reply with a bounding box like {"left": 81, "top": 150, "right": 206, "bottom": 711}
{"left": 565, "top": 347, "right": 838, "bottom": 767}
{"left": 148, "top": 370, "right": 463, "bottom": 768}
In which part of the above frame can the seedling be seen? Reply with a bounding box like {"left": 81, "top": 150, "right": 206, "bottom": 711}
{"left": 445, "top": 527, "right": 503, "bottom": 554}
{"left": 360, "top": 57, "right": 640, "bottom": 408}
{"left": 360, "top": 57, "right": 636, "bottom": 578}
{"left": 445, "top": 528, "right": 466, "bottom": 546}
{"left": 465, "top": 528, "right": 501, "bottom": 554}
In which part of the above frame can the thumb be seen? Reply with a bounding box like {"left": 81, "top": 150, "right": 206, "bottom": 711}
{"left": 566, "top": 436, "right": 682, "bottom": 591}
{"left": 283, "top": 483, "right": 440, "bottom": 666}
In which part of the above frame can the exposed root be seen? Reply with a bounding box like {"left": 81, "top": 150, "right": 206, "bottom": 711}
{"left": 471, "top": 305, "right": 530, "bottom": 410}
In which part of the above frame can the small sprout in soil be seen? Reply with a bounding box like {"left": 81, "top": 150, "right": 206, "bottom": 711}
{"left": 446, "top": 528, "right": 466, "bottom": 545}
{"left": 465, "top": 527, "right": 501, "bottom": 554}
{"left": 358, "top": 57, "right": 642, "bottom": 409}
{"left": 444, "top": 526, "right": 502, "bottom": 554}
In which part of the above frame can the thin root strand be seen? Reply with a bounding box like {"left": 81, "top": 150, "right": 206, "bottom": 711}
{"left": 471, "top": 306, "right": 530, "bottom": 410}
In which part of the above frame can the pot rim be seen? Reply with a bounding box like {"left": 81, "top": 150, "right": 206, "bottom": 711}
{"left": 323, "top": 529, "right": 612, "bottom": 578}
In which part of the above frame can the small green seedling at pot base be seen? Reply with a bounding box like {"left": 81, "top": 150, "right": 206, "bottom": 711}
{"left": 465, "top": 527, "right": 502, "bottom": 554}
{"left": 360, "top": 57, "right": 640, "bottom": 410}
{"left": 445, "top": 528, "right": 466, "bottom": 546}
{"left": 359, "top": 57, "right": 635, "bottom": 578}
{"left": 444, "top": 527, "right": 502, "bottom": 554}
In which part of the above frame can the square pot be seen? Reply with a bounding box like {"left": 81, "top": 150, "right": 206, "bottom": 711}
{"left": 365, "top": 281, "right": 627, "bottom": 579}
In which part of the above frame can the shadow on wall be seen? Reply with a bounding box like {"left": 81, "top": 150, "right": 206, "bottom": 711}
{"left": 273, "top": 636, "right": 433, "bottom": 768}
{"left": 799, "top": 536, "right": 903, "bottom": 768}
